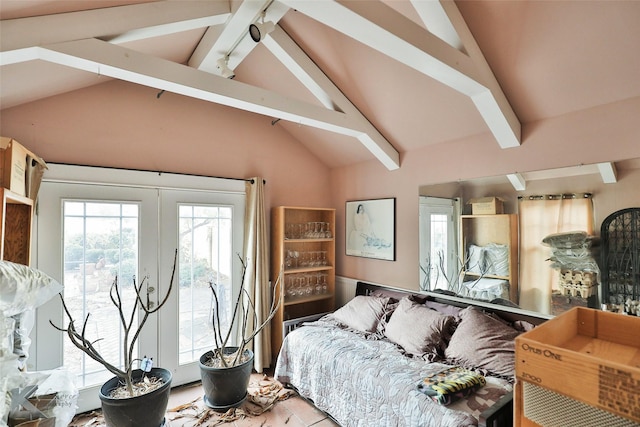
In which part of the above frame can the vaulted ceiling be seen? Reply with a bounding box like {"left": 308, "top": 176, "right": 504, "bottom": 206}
{"left": 1, "top": 1, "right": 639, "bottom": 171}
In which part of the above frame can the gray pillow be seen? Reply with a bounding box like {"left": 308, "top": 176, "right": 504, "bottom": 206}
{"left": 331, "top": 295, "right": 393, "bottom": 333}
{"left": 445, "top": 306, "right": 520, "bottom": 377}
{"left": 467, "top": 244, "right": 485, "bottom": 274}
{"left": 384, "top": 297, "right": 454, "bottom": 360}
{"left": 484, "top": 243, "right": 509, "bottom": 277}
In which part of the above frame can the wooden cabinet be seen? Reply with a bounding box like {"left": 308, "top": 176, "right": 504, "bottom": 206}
{"left": 271, "top": 206, "right": 335, "bottom": 359}
{"left": 1, "top": 188, "right": 33, "bottom": 266}
{"left": 460, "top": 214, "right": 519, "bottom": 303}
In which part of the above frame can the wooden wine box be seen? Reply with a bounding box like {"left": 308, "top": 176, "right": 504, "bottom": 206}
{"left": 515, "top": 307, "right": 640, "bottom": 426}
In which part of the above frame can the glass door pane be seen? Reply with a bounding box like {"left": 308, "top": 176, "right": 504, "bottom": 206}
{"left": 62, "top": 200, "right": 140, "bottom": 387}
{"left": 158, "top": 189, "right": 244, "bottom": 386}
{"left": 177, "top": 204, "right": 233, "bottom": 364}
{"left": 35, "top": 182, "right": 158, "bottom": 413}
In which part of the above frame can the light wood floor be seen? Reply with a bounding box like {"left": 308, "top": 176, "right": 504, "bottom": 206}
{"left": 70, "top": 372, "right": 340, "bottom": 427}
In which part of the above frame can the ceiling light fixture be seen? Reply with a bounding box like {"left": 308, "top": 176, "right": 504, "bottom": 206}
{"left": 216, "top": 56, "right": 235, "bottom": 79}
{"left": 249, "top": 13, "right": 275, "bottom": 43}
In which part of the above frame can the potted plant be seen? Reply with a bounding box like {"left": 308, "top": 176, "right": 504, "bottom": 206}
{"left": 199, "top": 255, "right": 283, "bottom": 411}
{"left": 51, "top": 251, "right": 177, "bottom": 427}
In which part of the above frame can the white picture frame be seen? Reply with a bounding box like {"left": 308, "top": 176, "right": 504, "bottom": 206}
{"left": 345, "top": 198, "right": 396, "bottom": 261}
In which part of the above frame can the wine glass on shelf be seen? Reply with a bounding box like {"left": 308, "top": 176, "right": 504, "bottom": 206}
{"left": 315, "top": 273, "right": 323, "bottom": 295}
{"left": 323, "top": 222, "right": 332, "bottom": 238}
{"left": 286, "top": 275, "right": 296, "bottom": 300}
{"left": 321, "top": 274, "right": 328, "bottom": 294}
{"left": 291, "top": 250, "right": 299, "bottom": 269}
{"left": 305, "top": 274, "right": 313, "bottom": 296}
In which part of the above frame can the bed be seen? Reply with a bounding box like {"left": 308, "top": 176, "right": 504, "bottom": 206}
{"left": 274, "top": 281, "right": 549, "bottom": 427}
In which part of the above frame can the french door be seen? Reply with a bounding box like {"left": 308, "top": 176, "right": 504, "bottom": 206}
{"left": 419, "top": 196, "right": 460, "bottom": 292}
{"left": 34, "top": 165, "right": 245, "bottom": 412}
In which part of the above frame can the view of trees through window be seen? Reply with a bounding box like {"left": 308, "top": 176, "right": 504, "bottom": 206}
{"left": 61, "top": 201, "right": 235, "bottom": 387}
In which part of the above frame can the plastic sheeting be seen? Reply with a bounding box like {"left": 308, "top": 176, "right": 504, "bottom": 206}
{"left": 0, "top": 261, "right": 72, "bottom": 427}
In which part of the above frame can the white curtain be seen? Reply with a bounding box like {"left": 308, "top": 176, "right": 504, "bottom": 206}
{"left": 242, "top": 177, "right": 271, "bottom": 372}
{"left": 519, "top": 196, "right": 594, "bottom": 314}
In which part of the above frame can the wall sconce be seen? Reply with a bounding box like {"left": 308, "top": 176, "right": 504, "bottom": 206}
{"left": 216, "top": 56, "right": 235, "bottom": 79}
{"left": 249, "top": 18, "right": 275, "bottom": 43}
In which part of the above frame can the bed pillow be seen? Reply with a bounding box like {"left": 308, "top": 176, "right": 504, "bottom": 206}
{"left": 384, "top": 296, "right": 454, "bottom": 360}
{"left": 467, "top": 244, "right": 485, "bottom": 274}
{"left": 445, "top": 306, "right": 520, "bottom": 377}
{"left": 331, "top": 295, "right": 394, "bottom": 333}
{"left": 484, "top": 243, "right": 510, "bottom": 277}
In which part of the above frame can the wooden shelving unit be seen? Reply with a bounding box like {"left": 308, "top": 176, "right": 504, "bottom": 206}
{"left": 271, "top": 206, "right": 335, "bottom": 359}
{"left": 460, "top": 214, "right": 519, "bottom": 303}
{"left": 1, "top": 188, "right": 34, "bottom": 266}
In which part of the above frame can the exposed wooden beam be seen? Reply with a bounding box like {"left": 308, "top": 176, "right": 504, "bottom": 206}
{"left": 20, "top": 39, "right": 394, "bottom": 160}
{"left": 279, "top": 0, "right": 521, "bottom": 149}
{"left": 507, "top": 173, "right": 526, "bottom": 191}
{"left": 438, "top": 0, "right": 521, "bottom": 148}
{"left": 597, "top": 162, "right": 618, "bottom": 184}
{"left": 188, "top": 0, "right": 270, "bottom": 73}
{"left": 410, "top": 0, "right": 464, "bottom": 52}
{"left": 264, "top": 26, "right": 399, "bottom": 170}
{"left": 187, "top": 0, "right": 398, "bottom": 168}
{"left": 0, "top": 1, "right": 230, "bottom": 52}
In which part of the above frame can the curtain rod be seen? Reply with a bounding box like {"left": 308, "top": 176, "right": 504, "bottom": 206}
{"left": 48, "top": 162, "right": 265, "bottom": 184}
{"left": 518, "top": 192, "right": 592, "bottom": 201}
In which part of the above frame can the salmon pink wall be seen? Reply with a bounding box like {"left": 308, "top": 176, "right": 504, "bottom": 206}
{"left": 0, "top": 80, "right": 332, "bottom": 209}
{"left": 330, "top": 96, "right": 640, "bottom": 291}
{"left": 2, "top": 80, "right": 640, "bottom": 297}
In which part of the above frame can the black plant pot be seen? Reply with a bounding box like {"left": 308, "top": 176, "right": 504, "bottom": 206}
{"left": 99, "top": 367, "right": 172, "bottom": 427}
{"left": 199, "top": 347, "right": 254, "bottom": 411}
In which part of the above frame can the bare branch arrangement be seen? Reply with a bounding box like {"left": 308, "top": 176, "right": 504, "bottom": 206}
{"left": 51, "top": 250, "right": 177, "bottom": 396}
{"left": 420, "top": 250, "right": 484, "bottom": 295}
{"left": 206, "top": 254, "right": 283, "bottom": 368}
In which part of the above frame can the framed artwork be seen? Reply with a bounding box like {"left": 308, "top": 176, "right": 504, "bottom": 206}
{"left": 345, "top": 198, "right": 396, "bottom": 261}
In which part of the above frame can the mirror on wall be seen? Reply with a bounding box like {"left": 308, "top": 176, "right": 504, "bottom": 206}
{"left": 419, "top": 158, "right": 640, "bottom": 316}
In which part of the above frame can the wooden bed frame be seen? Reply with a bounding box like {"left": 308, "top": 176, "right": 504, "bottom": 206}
{"left": 280, "top": 281, "right": 550, "bottom": 427}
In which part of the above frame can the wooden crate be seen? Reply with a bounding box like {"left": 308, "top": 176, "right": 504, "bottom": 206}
{"left": 515, "top": 307, "right": 640, "bottom": 424}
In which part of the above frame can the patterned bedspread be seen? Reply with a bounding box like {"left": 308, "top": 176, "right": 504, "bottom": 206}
{"left": 274, "top": 320, "right": 512, "bottom": 427}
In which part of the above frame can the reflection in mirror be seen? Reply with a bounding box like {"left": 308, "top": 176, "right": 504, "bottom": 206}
{"left": 419, "top": 158, "right": 640, "bottom": 316}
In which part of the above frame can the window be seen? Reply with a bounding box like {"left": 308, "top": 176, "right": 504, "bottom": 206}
{"left": 419, "top": 196, "right": 460, "bottom": 292}
{"left": 34, "top": 165, "right": 245, "bottom": 412}
{"left": 62, "top": 200, "right": 141, "bottom": 388}
{"left": 177, "top": 204, "right": 233, "bottom": 364}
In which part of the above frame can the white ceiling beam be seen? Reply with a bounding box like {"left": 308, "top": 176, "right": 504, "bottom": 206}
{"left": 263, "top": 27, "right": 340, "bottom": 111}
{"left": 279, "top": 0, "right": 482, "bottom": 95}
{"left": 279, "top": 0, "right": 521, "bottom": 149}
{"left": 189, "top": 0, "right": 273, "bottom": 74}
{"left": 597, "top": 162, "right": 618, "bottom": 184}
{"left": 264, "top": 26, "right": 399, "bottom": 169}
{"left": 507, "top": 173, "right": 526, "bottom": 191}
{"left": 0, "top": 47, "right": 39, "bottom": 66}
{"left": 1, "top": 1, "right": 230, "bottom": 52}
{"left": 438, "top": 0, "right": 521, "bottom": 148}
{"left": 105, "top": 16, "right": 230, "bottom": 45}
{"left": 410, "top": 0, "right": 464, "bottom": 52}
{"left": 24, "top": 39, "right": 389, "bottom": 151}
